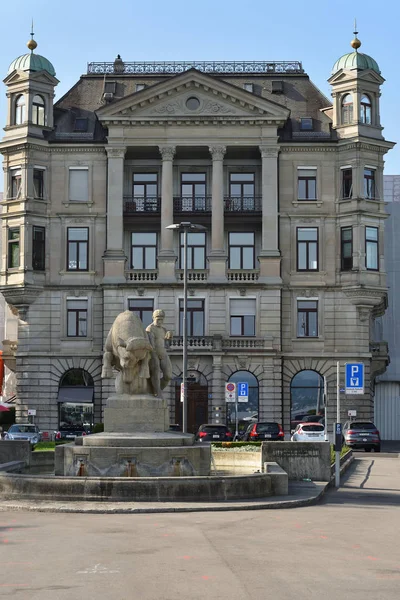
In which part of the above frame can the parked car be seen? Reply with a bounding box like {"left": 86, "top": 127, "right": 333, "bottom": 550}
{"left": 242, "top": 422, "right": 284, "bottom": 441}
{"left": 291, "top": 423, "right": 325, "bottom": 442}
{"left": 242, "top": 412, "right": 259, "bottom": 423}
{"left": 4, "top": 424, "right": 42, "bottom": 448}
{"left": 290, "top": 414, "right": 308, "bottom": 432}
{"left": 195, "top": 424, "right": 233, "bottom": 442}
{"left": 342, "top": 421, "right": 381, "bottom": 452}
{"left": 299, "top": 415, "right": 324, "bottom": 423}
{"left": 55, "top": 424, "right": 89, "bottom": 441}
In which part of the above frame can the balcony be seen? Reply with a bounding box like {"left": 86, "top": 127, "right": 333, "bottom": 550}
{"left": 370, "top": 341, "right": 389, "bottom": 378}
{"left": 173, "top": 196, "right": 211, "bottom": 214}
{"left": 224, "top": 196, "right": 262, "bottom": 213}
{"left": 169, "top": 337, "right": 214, "bottom": 351}
{"left": 227, "top": 270, "right": 260, "bottom": 282}
{"left": 168, "top": 335, "right": 273, "bottom": 352}
{"left": 176, "top": 269, "right": 208, "bottom": 282}
{"left": 125, "top": 270, "right": 158, "bottom": 282}
{"left": 124, "top": 196, "right": 161, "bottom": 214}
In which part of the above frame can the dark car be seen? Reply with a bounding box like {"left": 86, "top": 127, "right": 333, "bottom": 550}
{"left": 242, "top": 422, "right": 284, "bottom": 441}
{"left": 342, "top": 421, "right": 381, "bottom": 452}
{"left": 55, "top": 425, "right": 89, "bottom": 441}
{"left": 195, "top": 424, "right": 233, "bottom": 442}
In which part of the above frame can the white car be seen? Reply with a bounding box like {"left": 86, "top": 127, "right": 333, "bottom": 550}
{"left": 291, "top": 423, "right": 325, "bottom": 442}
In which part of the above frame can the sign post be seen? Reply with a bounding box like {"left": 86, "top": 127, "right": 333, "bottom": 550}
{"left": 335, "top": 362, "right": 341, "bottom": 487}
{"left": 323, "top": 376, "right": 328, "bottom": 442}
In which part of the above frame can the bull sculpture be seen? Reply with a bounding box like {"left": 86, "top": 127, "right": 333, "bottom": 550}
{"left": 101, "top": 311, "right": 157, "bottom": 396}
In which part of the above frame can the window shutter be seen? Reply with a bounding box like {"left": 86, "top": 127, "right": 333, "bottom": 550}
{"left": 230, "top": 299, "right": 256, "bottom": 316}
{"left": 69, "top": 169, "right": 89, "bottom": 202}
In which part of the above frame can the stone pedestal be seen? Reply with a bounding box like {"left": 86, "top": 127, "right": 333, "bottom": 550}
{"left": 104, "top": 394, "right": 169, "bottom": 433}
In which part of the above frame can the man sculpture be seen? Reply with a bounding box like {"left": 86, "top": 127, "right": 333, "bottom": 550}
{"left": 101, "top": 309, "right": 173, "bottom": 397}
{"left": 146, "top": 309, "right": 173, "bottom": 398}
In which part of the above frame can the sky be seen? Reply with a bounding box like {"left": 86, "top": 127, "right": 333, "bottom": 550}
{"left": 0, "top": 0, "right": 398, "bottom": 175}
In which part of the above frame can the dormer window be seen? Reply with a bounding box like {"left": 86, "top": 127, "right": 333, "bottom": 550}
{"left": 74, "top": 117, "right": 88, "bottom": 132}
{"left": 341, "top": 93, "right": 353, "bottom": 125}
{"left": 360, "top": 94, "right": 372, "bottom": 124}
{"left": 32, "top": 95, "right": 45, "bottom": 126}
{"left": 15, "top": 95, "right": 25, "bottom": 125}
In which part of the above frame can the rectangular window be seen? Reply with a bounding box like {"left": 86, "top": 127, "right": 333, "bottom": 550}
{"left": 297, "top": 168, "right": 317, "bottom": 200}
{"left": 69, "top": 168, "right": 89, "bottom": 202}
{"left": 179, "top": 299, "right": 205, "bottom": 336}
{"left": 297, "top": 300, "right": 318, "bottom": 337}
{"left": 366, "top": 226, "right": 379, "bottom": 271}
{"left": 32, "top": 226, "right": 45, "bottom": 271}
{"left": 10, "top": 169, "right": 21, "bottom": 199}
{"left": 7, "top": 228, "right": 20, "bottom": 268}
{"left": 230, "top": 298, "right": 256, "bottom": 337}
{"left": 104, "top": 81, "right": 116, "bottom": 94}
{"left": 297, "top": 228, "right": 318, "bottom": 271}
{"left": 133, "top": 173, "right": 158, "bottom": 211}
{"left": 33, "top": 169, "right": 44, "bottom": 198}
{"left": 180, "top": 173, "right": 206, "bottom": 211}
{"left": 128, "top": 298, "right": 154, "bottom": 329}
{"left": 67, "top": 228, "right": 89, "bottom": 271}
{"left": 131, "top": 232, "right": 157, "bottom": 269}
{"left": 180, "top": 232, "right": 206, "bottom": 269}
{"left": 74, "top": 118, "right": 88, "bottom": 132}
{"left": 340, "top": 227, "right": 353, "bottom": 271}
{"left": 364, "top": 168, "right": 376, "bottom": 199}
{"left": 228, "top": 173, "right": 255, "bottom": 211}
{"left": 229, "top": 232, "right": 255, "bottom": 269}
{"left": 300, "top": 118, "right": 313, "bottom": 131}
{"left": 67, "top": 299, "right": 88, "bottom": 337}
{"left": 341, "top": 168, "right": 352, "bottom": 199}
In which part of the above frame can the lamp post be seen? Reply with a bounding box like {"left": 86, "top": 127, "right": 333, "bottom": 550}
{"left": 166, "top": 222, "right": 206, "bottom": 434}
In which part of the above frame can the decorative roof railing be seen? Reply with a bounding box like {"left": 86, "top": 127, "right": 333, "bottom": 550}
{"left": 87, "top": 60, "right": 303, "bottom": 75}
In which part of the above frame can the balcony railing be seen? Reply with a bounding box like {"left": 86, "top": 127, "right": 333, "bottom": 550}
{"left": 124, "top": 196, "right": 161, "bottom": 214}
{"left": 169, "top": 336, "right": 214, "bottom": 350}
{"left": 168, "top": 335, "right": 273, "bottom": 352}
{"left": 224, "top": 196, "right": 262, "bottom": 213}
{"left": 176, "top": 270, "right": 208, "bottom": 282}
{"left": 222, "top": 337, "right": 272, "bottom": 350}
{"left": 227, "top": 270, "right": 260, "bottom": 282}
{"left": 87, "top": 60, "right": 304, "bottom": 75}
{"left": 125, "top": 270, "right": 158, "bottom": 282}
{"left": 173, "top": 196, "right": 212, "bottom": 213}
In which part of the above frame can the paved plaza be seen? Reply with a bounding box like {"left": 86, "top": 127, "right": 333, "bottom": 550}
{"left": 0, "top": 453, "right": 399, "bottom": 599}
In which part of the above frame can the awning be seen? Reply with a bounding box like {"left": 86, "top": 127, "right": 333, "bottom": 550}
{"left": 57, "top": 387, "right": 94, "bottom": 403}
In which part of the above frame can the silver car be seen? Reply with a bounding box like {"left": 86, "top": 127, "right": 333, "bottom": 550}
{"left": 4, "top": 424, "right": 42, "bottom": 448}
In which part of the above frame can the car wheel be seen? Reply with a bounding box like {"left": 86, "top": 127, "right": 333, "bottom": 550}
{"left": 365, "top": 448, "right": 372, "bottom": 452}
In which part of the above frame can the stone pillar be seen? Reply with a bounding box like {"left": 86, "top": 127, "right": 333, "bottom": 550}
{"left": 352, "top": 88, "right": 361, "bottom": 123}
{"left": 259, "top": 145, "right": 281, "bottom": 279}
{"left": 158, "top": 146, "right": 176, "bottom": 280}
{"left": 103, "top": 146, "right": 127, "bottom": 284}
{"left": 208, "top": 146, "right": 226, "bottom": 282}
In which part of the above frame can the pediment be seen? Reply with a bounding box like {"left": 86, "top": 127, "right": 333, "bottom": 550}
{"left": 328, "top": 69, "right": 384, "bottom": 86}
{"left": 96, "top": 69, "right": 289, "bottom": 124}
{"left": 4, "top": 69, "right": 59, "bottom": 86}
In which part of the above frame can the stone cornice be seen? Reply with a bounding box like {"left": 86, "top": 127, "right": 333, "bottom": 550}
{"left": 0, "top": 142, "right": 106, "bottom": 156}
{"left": 280, "top": 144, "right": 337, "bottom": 153}
{"left": 337, "top": 140, "right": 394, "bottom": 154}
{"left": 102, "top": 118, "right": 286, "bottom": 127}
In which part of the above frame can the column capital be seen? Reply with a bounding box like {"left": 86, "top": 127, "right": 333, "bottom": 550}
{"left": 209, "top": 146, "right": 226, "bottom": 161}
{"left": 159, "top": 146, "right": 176, "bottom": 161}
{"left": 106, "top": 146, "right": 126, "bottom": 159}
{"left": 259, "top": 145, "right": 279, "bottom": 159}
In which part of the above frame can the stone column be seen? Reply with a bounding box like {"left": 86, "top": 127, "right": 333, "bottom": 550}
{"left": 158, "top": 146, "right": 176, "bottom": 280}
{"left": 103, "top": 146, "right": 127, "bottom": 283}
{"left": 259, "top": 145, "right": 280, "bottom": 279}
{"left": 208, "top": 146, "right": 226, "bottom": 282}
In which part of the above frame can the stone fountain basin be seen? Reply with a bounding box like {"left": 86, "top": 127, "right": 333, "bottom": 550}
{"left": 0, "top": 471, "right": 272, "bottom": 502}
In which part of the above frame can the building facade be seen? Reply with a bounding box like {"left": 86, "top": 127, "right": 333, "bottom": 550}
{"left": 0, "top": 32, "right": 394, "bottom": 435}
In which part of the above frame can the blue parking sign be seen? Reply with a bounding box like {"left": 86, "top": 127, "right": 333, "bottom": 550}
{"left": 237, "top": 382, "right": 249, "bottom": 403}
{"left": 345, "top": 363, "right": 364, "bottom": 395}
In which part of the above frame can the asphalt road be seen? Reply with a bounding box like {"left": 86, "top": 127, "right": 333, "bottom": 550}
{"left": 1, "top": 453, "right": 399, "bottom": 600}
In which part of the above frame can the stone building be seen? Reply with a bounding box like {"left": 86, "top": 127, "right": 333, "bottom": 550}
{"left": 0, "top": 30, "right": 394, "bottom": 435}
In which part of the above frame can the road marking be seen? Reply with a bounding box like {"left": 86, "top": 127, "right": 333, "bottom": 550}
{"left": 77, "top": 564, "right": 120, "bottom": 574}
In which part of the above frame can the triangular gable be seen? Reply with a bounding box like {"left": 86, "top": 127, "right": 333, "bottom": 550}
{"left": 96, "top": 69, "right": 289, "bottom": 123}
{"left": 328, "top": 69, "right": 384, "bottom": 85}
{"left": 3, "top": 69, "right": 59, "bottom": 86}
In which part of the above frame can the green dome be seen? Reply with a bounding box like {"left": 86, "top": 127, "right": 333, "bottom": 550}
{"left": 8, "top": 53, "right": 56, "bottom": 77}
{"left": 332, "top": 51, "right": 380, "bottom": 75}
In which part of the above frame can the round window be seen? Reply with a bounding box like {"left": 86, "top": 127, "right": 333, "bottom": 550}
{"left": 186, "top": 97, "right": 200, "bottom": 111}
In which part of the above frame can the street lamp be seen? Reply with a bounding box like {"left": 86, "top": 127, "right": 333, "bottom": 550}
{"left": 166, "top": 222, "right": 207, "bottom": 434}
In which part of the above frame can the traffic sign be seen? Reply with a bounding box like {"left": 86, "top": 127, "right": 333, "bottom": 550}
{"left": 345, "top": 363, "right": 364, "bottom": 395}
{"left": 225, "top": 382, "right": 236, "bottom": 403}
{"left": 237, "top": 382, "right": 249, "bottom": 403}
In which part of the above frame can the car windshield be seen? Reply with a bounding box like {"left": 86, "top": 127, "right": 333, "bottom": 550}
{"left": 257, "top": 423, "right": 280, "bottom": 433}
{"left": 301, "top": 424, "right": 324, "bottom": 432}
{"left": 10, "top": 425, "right": 36, "bottom": 433}
{"left": 348, "top": 422, "right": 376, "bottom": 430}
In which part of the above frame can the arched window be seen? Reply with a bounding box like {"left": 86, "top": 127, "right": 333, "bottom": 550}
{"left": 58, "top": 368, "right": 94, "bottom": 431}
{"left": 227, "top": 371, "right": 259, "bottom": 432}
{"left": 290, "top": 370, "right": 324, "bottom": 431}
{"left": 360, "top": 94, "right": 372, "bottom": 125}
{"left": 341, "top": 93, "right": 353, "bottom": 125}
{"left": 15, "top": 95, "right": 25, "bottom": 125}
{"left": 32, "top": 95, "right": 45, "bottom": 126}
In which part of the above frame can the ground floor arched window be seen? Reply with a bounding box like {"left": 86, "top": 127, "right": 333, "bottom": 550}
{"left": 227, "top": 371, "right": 259, "bottom": 433}
{"left": 58, "top": 368, "right": 94, "bottom": 433}
{"left": 290, "top": 370, "right": 324, "bottom": 432}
